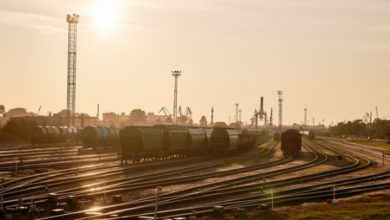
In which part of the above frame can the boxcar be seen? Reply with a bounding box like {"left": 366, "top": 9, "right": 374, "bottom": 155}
{"left": 154, "top": 125, "right": 189, "bottom": 155}
{"left": 237, "top": 133, "right": 257, "bottom": 150}
{"left": 281, "top": 129, "right": 302, "bottom": 156}
{"left": 186, "top": 127, "right": 208, "bottom": 155}
{"left": 210, "top": 127, "right": 240, "bottom": 154}
{"left": 120, "top": 126, "right": 164, "bottom": 163}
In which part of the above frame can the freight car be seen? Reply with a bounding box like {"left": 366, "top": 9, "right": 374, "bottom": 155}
{"left": 81, "top": 126, "right": 120, "bottom": 149}
{"left": 187, "top": 127, "right": 209, "bottom": 155}
{"left": 119, "top": 125, "right": 258, "bottom": 164}
{"left": 273, "top": 131, "right": 281, "bottom": 141}
{"left": 300, "top": 130, "right": 315, "bottom": 140}
{"left": 31, "top": 126, "right": 78, "bottom": 145}
{"left": 210, "top": 127, "right": 240, "bottom": 154}
{"left": 237, "top": 130, "right": 257, "bottom": 150}
{"left": 281, "top": 129, "right": 302, "bottom": 156}
{"left": 308, "top": 131, "right": 315, "bottom": 139}
{"left": 120, "top": 126, "right": 164, "bottom": 163}
{"left": 120, "top": 125, "right": 208, "bottom": 163}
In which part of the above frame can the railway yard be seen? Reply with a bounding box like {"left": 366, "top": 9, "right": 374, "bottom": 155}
{"left": 0, "top": 133, "right": 389, "bottom": 220}
{"left": 1, "top": 1, "right": 389, "bottom": 219}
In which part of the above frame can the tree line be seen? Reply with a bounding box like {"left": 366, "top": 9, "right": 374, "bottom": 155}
{"left": 329, "top": 119, "right": 390, "bottom": 140}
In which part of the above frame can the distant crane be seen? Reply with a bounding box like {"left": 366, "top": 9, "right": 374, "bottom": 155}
{"left": 159, "top": 107, "right": 171, "bottom": 116}
{"left": 175, "top": 106, "right": 193, "bottom": 124}
{"left": 178, "top": 106, "right": 182, "bottom": 117}
{"left": 376, "top": 106, "right": 379, "bottom": 119}
{"left": 37, "top": 106, "right": 41, "bottom": 116}
{"left": 362, "top": 112, "right": 372, "bottom": 124}
{"left": 184, "top": 107, "right": 192, "bottom": 122}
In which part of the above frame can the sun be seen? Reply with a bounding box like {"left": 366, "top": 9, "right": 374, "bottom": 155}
{"left": 91, "top": 0, "right": 120, "bottom": 33}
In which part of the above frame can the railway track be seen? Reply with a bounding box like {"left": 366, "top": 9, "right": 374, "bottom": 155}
{"left": 5, "top": 138, "right": 384, "bottom": 220}
{"left": 131, "top": 139, "right": 380, "bottom": 220}
{"left": 62, "top": 139, "right": 373, "bottom": 220}
{"left": 35, "top": 141, "right": 325, "bottom": 219}
{"left": 0, "top": 140, "right": 277, "bottom": 217}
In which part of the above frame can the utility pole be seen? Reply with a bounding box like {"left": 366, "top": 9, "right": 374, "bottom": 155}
{"left": 235, "top": 103, "right": 239, "bottom": 123}
{"left": 277, "top": 91, "right": 283, "bottom": 129}
{"left": 270, "top": 108, "right": 273, "bottom": 126}
{"left": 304, "top": 108, "right": 307, "bottom": 129}
{"left": 211, "top": 107, "right": 214, "bottom": 126}
{"left": 313, "top": 117, "right": 315, "bottom": 127}
{"left": 172, "top": 70, "right": 181, "bottom": 125}
{"left": 96, "top": 104, "right": 99, "bottom": 119}
{"left": 66, "top": 14, "right": 79, "bottom": 127}
{"left": 260, "top": 97, "right": 264, "bottom": 120}
{"left": 153, "top": 186, "right": 163, "bottom": 220}
{"left": 239, "top": 109, "right": 242, "bottom": 123}
{"left": 376, "top": 106, "right": 379, "bottom": 119}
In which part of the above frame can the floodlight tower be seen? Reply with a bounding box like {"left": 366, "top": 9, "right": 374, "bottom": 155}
{"left": 66, "top": 14, "right": 79, "bottom": 126}
{"left": 172, "top": 70, "right": 181, "bottom": 124}
{"left": 277, "top": 91, "right": 283, "bottom": 128}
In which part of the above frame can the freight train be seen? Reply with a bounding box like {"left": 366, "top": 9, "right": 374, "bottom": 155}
{"left": 273, "top": 131, "right": 281, "bottom": 141}
{"left": 119, "top": 125, "right": 258, "bottom": 163}
{"left": 300, "top": 130, "right": 315, "bottom": 139}
{"left": 81, "top": 126, "right": 120, "bottom": 149}
{"left": 31, "top": 126, "right": 80, "bottom": 144}
{"left": 281, "top": 129, "right": 302, "bottom": 156}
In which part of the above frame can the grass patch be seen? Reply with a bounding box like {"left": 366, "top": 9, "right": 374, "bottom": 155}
{"left": 286, "top": 202, "right": 390, "bottom": 220}
{"left": 350, "top": 139, "right": 390, "bottom": 150}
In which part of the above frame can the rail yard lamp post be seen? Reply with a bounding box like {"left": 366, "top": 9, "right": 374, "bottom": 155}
{"left": 0, "top": 178, "right": 4, "bottom": 215}
{"left": 154, "top": 186, "right": 163, "bottom": 220}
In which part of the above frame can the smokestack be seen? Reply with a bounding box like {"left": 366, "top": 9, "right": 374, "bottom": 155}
{"left": 260, "top": 97, "right": 264, "bottom": 120}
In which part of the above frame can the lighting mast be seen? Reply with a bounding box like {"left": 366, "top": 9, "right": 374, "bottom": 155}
{"left": 172, "top": 70, "right": 181, "bottom": 124}
{"left": 66, "top": 14, "right": 79, "bottom": 126}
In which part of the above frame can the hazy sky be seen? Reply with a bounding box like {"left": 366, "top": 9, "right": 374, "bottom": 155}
{"left": 1, "top": 0, "right": 389, "bottom": 125}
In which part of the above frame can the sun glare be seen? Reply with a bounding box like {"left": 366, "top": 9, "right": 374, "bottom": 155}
{"left": 91, "top": 0, "right": 120, "bottom": 34}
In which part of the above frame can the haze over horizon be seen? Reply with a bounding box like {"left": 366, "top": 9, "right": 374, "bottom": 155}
{"left": 1, "top": 0, "right": 389, "bottom": 125}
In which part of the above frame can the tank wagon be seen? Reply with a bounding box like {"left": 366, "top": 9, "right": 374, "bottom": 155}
{"left": 281, "top": 129, "right": 302, "bottom": 156}
{"left": 81, "top": 126, "right": 120, "bottom": 149}
{"left": 119, "top": 125, "right": 257, "bottom": 163}
{"left": 31, "top": 126, "right": 78, "bottom": 145}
